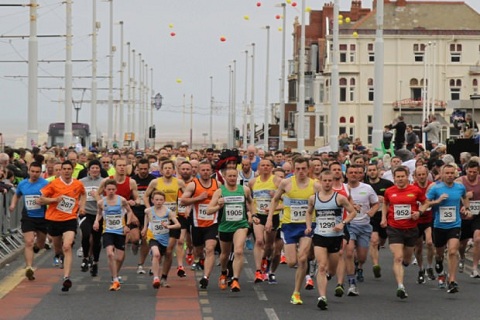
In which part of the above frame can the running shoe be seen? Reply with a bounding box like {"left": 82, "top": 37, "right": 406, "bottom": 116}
{"left": 438, "top": 274, "right": 446, "bottom": 289}
{"left": 33, "top": 245, "right": 40, "bottom": 254}
{"left": 230, "top": 279, "right": 241, "bottom": 292}
{"left": 447, "top": 281, "right": 459, "bottom": 294}
{"left": 417, "top": 270, "right": 426, "bottom": 284}
{"left": 435, "top": 260, "right": 443, "bottom": 274}
{"left": 459, "top": 259, "right": 465, "bottom": 273}
{"left": 186, "top": 253, "right": 194, "bottom": 266}
{"left": 109, "top": 280, "right": 120, "bottom": 291}
{"left": 317, "top": 296, "right": 328, "bottom": 310}
{"left": 90, "top": 263, "right": 98, "bottom": 277}
{"left": 412, "top": 257, "right": 418, "bottom": 265}
{"left": 426, "top": 268, "right": 436, "bottom": 280}
{"left": 198, "top": 259, "right": 205, "bottom": 270}
{"left": 470, "top": 269, "right": 480, "bottom": 278}
{"left": 334, "top": 284, "right": 344, "bottom": 297}
{"left": 268, "top": 273, "right": 277, "bottom": 285}
{"left": 199, "top": 276, "right": 209, "bottom": 289}
{"left": 152, "top": 278, "right": 160, "bottom": 289}
{"left": 58, "top": 254, "right": 64, "bottom": 269}
{"left": 290, "top": 292, "right": 303, "bottom": 305}
{"left": 53, "top": 255, "right": 60, "bottom": 267}
{"left": 305, "top": 277, "right": 314, "bottom": 290}
{"left": 261, "top": 258, "right": 268, "bottom": 273}
{"left": 160, "top": 278, "right": 170, "bottom": 288}
{"left": 118, "top": 276, "right": 124, "bottom": 284}
{"left": 81, "top": 258, "right": 89, "bottom": 272}
{"left": 326, "top": 273, "right": 332, "bottom": 281}
{"left": 62, "top": 277, "right": 72, "bottom": 292}
{"left": 347, "top": 284, "right": 359, "bottom": 296}
{"left": 25, "top": 267, "right": 35, "bottom": 281}
{"left": 280, "top": 254, "right": 287, "bottom": 264}
{"left": 191, "top": 262, "right": 199, "bottom": 271}
{"left": 245, "top": 237, "right": 253, "bottom": 250}
{"left": 396, "top": 286, "right": 408, "bottom": 299}
{"left": 76, "top": 247, "right": 83, "bottom": 257}
{"left": 218, "top": 274, "right": 228, "bottom": 290}
{"left": 356, "top": 268, "right": 364, "bottom": 282}
{"left": 177, "top": 266, "right": 186, "bottom": 278}
{"left": 254, "top": 270, "right": 264, "bottom": 284}
{"left": 137, "top": 265, "right": 146, "bottom": 275}
{"left": 373, "top": 265, "right": 381, "bottom": 278}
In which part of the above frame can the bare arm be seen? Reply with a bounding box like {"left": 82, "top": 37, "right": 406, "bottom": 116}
{"left": 305, "top": 194, "right": 315, "bottom": 234}
{"left": 143, "top": 179, "right": 158, "bottom": 209}
{"left": 207, "top": 189, "right": 223, "bottom": 215}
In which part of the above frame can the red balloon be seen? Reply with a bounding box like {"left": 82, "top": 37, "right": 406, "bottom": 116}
{"left": 170, "top": 32, "right": 176, "bottom": 37}
{"left": 292, "top": 2, "right": 297, "bottom": 7}
{"left": 275, "top": 14, "right": 281, "bottom": 19}
{"left": 220, "top": 36, "right": 226, "bottom": 42}
{"left": 256, "top": 2, "right": 261, "bottom": 7}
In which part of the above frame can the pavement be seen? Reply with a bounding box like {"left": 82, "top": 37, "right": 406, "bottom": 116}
{"left": 1, "top": 241, "right": 480, "bottom": 320}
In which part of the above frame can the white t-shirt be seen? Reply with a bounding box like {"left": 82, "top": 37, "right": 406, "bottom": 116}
{"left": 347, "top": 182, "right": 379, "bottom": 225}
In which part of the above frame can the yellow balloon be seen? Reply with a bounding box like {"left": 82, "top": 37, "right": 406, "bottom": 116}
{"left": 176, "top": 78, "right": 182, "bottom": 84}
{"left": 339, "top": 19, "right": 343, "bottom": 25}
{"left": 305, "top": 6, "right": 311, "bottom": 12}
{"left": 345, "top": 17, "right": 351, "bottom": 23}
{"left": 168, "top": 23, "right": 174, "bottom": 28}
{"left": 286, "top": 0, "right": 291, "bottom": 3}
{"left": 244, "top": 15, "right": 250, "bottom": 20}
{"left": 278, "top": 27, "right": 283, "bottom": 31}
{"left": 338, "top": 14, "right": 343, "bottom": 20}
{"left": 352, "top": 31, "right": 358, "bottom": 38}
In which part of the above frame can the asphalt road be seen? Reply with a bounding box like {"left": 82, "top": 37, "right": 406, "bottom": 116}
{"left": 1, "top": 241, "right": 480, "bottom": 320}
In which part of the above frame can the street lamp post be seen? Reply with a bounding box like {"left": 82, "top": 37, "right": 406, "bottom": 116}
{"left": 27, "top": 0, "right": 39, "bottom": 148}
{"left": 279, "top": 3, "right": 287, "bottom": 150}
{"left": 250, "top": 43, "right": 255, "bottom": 146}
{"left": 297, "top": 0, "right": 306, "bottom": 152}
{"left": 209, "top": 76, "right": 213, "bottom": 148}
{"left": 264, "top": 25, "right": 270, "bottom": 151}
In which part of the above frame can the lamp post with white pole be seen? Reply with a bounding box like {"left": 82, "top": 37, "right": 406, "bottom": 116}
{"left": 243, "top": 50, "right": 248, "bottom": 148}
{"left": 264, "top": 25, "right": 270, "bottom": 151}
{"left": 250, "top": 43, "right": 256, "bottom": 146}
{"left": 330, "top": 0, "right": 339, "bottom": 152}
{"left": 278, "top": 2, "right": 287, "bottom": 150}
{"left": 107, "top": 0, "right": 114, "bottom": 147}
{"left": 209, "top": 76, "right": 213, "bottom": 148}
{"left": 91, "top": 0, "right": 98, "bottom": 144}
{"left": 372, "top": 0, "right": 385, "bottom": 152}
{"left": 119, "top": 21, "right": 125, "bottom": 146}
{"left": 64, "top": 0, "right": 73, "bottom": 147}
{"left": 297, "top": 0, "right": 306, "bottom": 152}
{"left": 27, "top": 0, "right": 39, "bottom": 148}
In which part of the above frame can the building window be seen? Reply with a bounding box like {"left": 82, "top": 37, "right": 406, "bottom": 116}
{"left": 367, "top": 116, "right": 373, "bottom": 144}
{"left": 319, "top": 115, "right": 326, "bottom": 137}
{"left": 474, "top": 79, "right": 478, "bottom": 93}
{"left": 410, "top": 78, "right": 421, "bottom": 100}
{"left": 340, "top": 44, "right": 347, "bottom": 63}
{"left": 350, "top": 78, "right": 355, "bottom": 101}
{"left": 368, "top": 43, "right": 374, "bottom": 62}
{"left": 340, "top": 78, "right": 347, "bottom": 102}
{"left": 450, "top": 79, "right": 461, "bottom": 100}
{"left": 413, "top": 43, "right": 426, "bottom": 62}
{"left": 340, "top": 117, "right": 346, "bottom": 123}
{"left": 450, "top": 44, "right": 462, "bottom": 63}
{"left": 319, "top": 83, "right": 325, "bottom": 103}
{"left": 325, "top": 79, "right": 330, "bottom": 103}
{"left": 367, "top": 78, "right": 374, "bottom": 101}
{"left": 350, "top": 44, "right": 356, "bottom": 63}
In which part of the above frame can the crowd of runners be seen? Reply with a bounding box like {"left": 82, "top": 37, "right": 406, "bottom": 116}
{"left": 2, "top": 142, "right": 480, "bottom": 310}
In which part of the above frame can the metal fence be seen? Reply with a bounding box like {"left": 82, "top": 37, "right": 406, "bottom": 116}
{"left": 0, "top": 188, "right": 24, "bottom": 260}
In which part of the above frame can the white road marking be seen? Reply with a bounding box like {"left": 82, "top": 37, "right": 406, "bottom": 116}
{"left": 264, "top": 308, "right": 280, "bottom": 320}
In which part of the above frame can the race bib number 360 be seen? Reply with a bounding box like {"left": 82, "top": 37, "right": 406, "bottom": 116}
{"left": 105, "top": 214, "right": 123, "bottom": 229}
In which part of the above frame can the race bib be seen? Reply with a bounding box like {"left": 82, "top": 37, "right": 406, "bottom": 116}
{"left": 315, "top": 215, "right": 336, "bottom": 232}
{"left": 256, "top": 199, "right": 270, "bottom": 215}
{"left": 138, "top": 190, "right": 145, "bottom": 205}
{"left": 24, "top": 195, "right": 40, "bottom": 211}
{"left": 177, "top": 204, "right": 187, "bottom": 215}
{"left": 394, "top": 204, "right": 411, "bottom": 220}
{"left": 85, "top": 186, "right": 98, "bottom": 202}
{"left": 290, "top": 205, "right": 307, "bottom": 223}
{"left": 225, "top": 204, "right": 244, "bottom": 222}
{"left": 439, "top": 206, "right": 456, "bottom": 223}
{"left": 198, "top": 203, "right": 214, "bottom": 221}
{"left": 105, "top": 214, "right": 123, "bottom": 229}
{"left": 165, "top": 202, "right": 178, "bottom": 214}
{"left": 151, "top": 220, "right": 169, "bottom": 235}
{"left": 470, "top": 201, "right": 480, "bottom": 216}
{"left": 57, "top": 196, "right": 76, "bottom": 214}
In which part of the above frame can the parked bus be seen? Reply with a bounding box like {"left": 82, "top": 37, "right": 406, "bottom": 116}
{"left": 47, "top": 122, "right": 90, "bottom": 147}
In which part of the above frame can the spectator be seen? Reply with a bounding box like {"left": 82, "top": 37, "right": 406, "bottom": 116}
{"left": 338, "top": 133, "right": 351, "bottom": 149}
{"left": 405, "top": 125, "right": 419, "bottom": 151}
{"left": 391, "top": 116, "right": 406, "bottom": 150}
{"left": 423, "top": 115, "right": 441, "bottom": 150}
{"left": 383, "top": 125, "right": 394, "bottom": 150}
{"left": 454, "top": 113, "right": 478, "bottom": 134}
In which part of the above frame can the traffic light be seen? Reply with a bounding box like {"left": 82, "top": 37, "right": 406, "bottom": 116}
{"left": 148, "top": 126, "right": 156, "bottom": 139}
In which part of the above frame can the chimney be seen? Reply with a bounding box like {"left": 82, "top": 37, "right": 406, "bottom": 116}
{"left": 397, "top": 0, "right": 407, "bottom": 7}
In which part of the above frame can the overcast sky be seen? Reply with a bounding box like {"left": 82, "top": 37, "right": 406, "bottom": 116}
{"left": 1, "top": 0, "right": 480, "bottom": 146}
